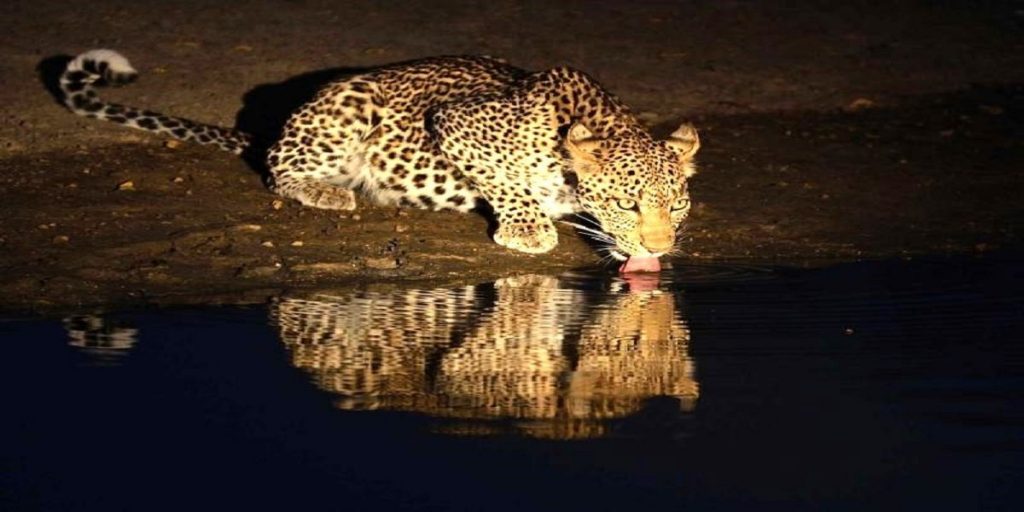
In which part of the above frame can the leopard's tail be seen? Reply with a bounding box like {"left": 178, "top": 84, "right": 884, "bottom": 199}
{"left": 60, "top": 49, "right": 252, "bottom": 155}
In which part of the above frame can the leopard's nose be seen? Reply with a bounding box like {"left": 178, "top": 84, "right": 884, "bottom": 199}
{"left": 638, "top": 209, "right": 674, "bottom": 255}
{"left": 640, "top": 233, "right": 675, "bottom": 255}
{"left": 643, "top": 242, "right": 674, "bottom": 255}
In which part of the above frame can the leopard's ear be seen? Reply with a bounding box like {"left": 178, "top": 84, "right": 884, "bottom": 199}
{"left": 665, "top": 122, "right": 700, "bottom": 163}
{"left": 565, "top": 122, "right": 602, "bottom": 167}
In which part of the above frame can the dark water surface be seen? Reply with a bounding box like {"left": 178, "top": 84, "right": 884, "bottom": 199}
{"left": 3, "top": 258, "right": 1023, "bottom": 511}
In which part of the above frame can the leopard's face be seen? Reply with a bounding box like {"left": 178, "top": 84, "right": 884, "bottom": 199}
{"left": 568, "top": 123, "right": 700, "bottom": 260}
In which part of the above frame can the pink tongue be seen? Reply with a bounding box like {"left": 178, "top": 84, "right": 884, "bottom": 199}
{"left": 619, "top": 255, "right": 662, "bottom": 273}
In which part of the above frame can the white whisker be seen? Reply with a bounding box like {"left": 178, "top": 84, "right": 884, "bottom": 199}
{"left": 560, "top": 220, "right": 616, "bottom": 244}
{"left": 567, "top": 227, "right": 614, "bottom": 242}
{"left": 595, "top": 249, "right": 619, "bottom": 267}
{"left": 571, "top": 214, "right": 605, "bottom": 230}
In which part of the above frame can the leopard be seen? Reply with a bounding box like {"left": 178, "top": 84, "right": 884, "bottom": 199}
{"left": 59, "top": 49, "right": 701, "bottom": 269}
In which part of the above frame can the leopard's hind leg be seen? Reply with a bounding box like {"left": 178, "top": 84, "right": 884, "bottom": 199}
{"left": 267, "top": 80, "right": 381, "bottom": 211}
{"left": 271, "top": 174, "right": 360, "bottom": 211}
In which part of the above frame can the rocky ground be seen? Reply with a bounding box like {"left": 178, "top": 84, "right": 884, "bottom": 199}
{"left": 1, "top": 0, "right": 1022, "bottom": 312}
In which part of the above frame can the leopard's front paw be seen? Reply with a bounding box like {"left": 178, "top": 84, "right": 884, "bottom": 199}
{"left": 494, "top": 221, "right": 558, "bottom": 254}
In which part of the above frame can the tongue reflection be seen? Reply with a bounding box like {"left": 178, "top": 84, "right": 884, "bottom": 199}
{"left": 619, "top": 255, "right": 661, "bottom": 273}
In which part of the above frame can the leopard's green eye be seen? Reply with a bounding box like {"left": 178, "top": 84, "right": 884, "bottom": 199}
{"left": 671, "top": 198, "right": 691, "bottom": 212}
{"left": 615, "top": 199, "right": 637, "bottom": 211}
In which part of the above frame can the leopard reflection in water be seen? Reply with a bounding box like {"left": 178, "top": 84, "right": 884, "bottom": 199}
{"left": 271, "top": 274, "right": 697, "bottom": 439}
{"left": 63, "top": 315, "right": 140, "bottom": 367}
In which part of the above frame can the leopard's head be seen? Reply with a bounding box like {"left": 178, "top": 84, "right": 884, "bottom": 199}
{"left": 565, "top": 122, "right": 700, "bottom": 261}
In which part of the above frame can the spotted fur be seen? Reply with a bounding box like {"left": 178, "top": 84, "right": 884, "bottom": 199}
{"left": 60, "top": 50, "right": 700, "bottom": 258}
